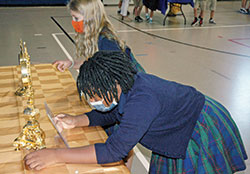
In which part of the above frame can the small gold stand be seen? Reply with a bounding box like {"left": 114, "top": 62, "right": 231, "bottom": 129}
{"left": 14, "top": 40, "right": 46, "bottom": 151}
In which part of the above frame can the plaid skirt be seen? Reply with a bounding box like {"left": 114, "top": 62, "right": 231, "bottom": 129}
{"left": 149, "top": 96, "right": 248, "bottom": 174}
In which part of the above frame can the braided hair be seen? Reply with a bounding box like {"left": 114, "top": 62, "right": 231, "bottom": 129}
{"left": 77, "top": 51, "right": 137, "bottom": 104}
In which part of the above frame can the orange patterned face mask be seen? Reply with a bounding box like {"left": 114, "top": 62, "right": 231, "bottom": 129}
{"left": 72, "top": 20, "right": 84, "bottom": 33}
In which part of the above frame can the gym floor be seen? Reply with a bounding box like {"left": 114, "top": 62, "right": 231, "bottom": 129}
{"left": 0, "top": 1, "right": 249, "bottom": 173}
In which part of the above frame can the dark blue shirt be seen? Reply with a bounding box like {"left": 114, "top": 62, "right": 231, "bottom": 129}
{"left": 86, "top": 73, "right": 205, "bottom": 164}
{"left": 98, "top": 34, "right": 132, "bottom": 60}
{"left": 98, "top": 32, "right": 145, "bottom": 73}
{"left": 98, "top": 35, "right": 145, "bottom": 73}
{"left": 98, "top": 34, "right": 121, "bottom": 51}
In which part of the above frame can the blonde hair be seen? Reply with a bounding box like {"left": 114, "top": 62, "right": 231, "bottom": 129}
{"left": 68, "top": 0, "right": 125, "bottom": 61}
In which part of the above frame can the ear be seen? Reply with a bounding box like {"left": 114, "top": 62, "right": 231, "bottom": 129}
{"left": 116, "top": 84, "right": 122, "bottom": 101}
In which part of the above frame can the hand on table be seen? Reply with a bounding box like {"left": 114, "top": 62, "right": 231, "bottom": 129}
{"left": 24, "top": 148, "right": 59, "bottom": 170}
{"left": 52, "top": 60, "right": 72, "bottom": 72}
{"left": 53, "top": 114, "right": 76, "bottom": 133}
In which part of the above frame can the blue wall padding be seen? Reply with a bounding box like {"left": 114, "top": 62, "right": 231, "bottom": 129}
{"left": 0, "top": 0, "right": 68, "bottom": 5}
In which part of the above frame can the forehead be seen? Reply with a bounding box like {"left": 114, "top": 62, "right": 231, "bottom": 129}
{"left": 83, "top": 92, "right": 102, "bottom": 101}
{"left": 70, "top": 10, "right": 83, "bottom": 17}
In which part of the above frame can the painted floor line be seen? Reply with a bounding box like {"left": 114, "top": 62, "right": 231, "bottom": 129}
{"left": 115, "top": 24, "right": 250, "bottom": 33}
{"left": 52, "top": 33, "right": 74, "bottom": 62}
{"left": 133, "top": 146, "right": 150, "bottom": 172}
{"left": 52, "top": 23, "right": 250, "bottom": 36}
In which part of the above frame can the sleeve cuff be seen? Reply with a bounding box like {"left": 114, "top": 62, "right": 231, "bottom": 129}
{"left": 95, "top": 143, "right": 115, "bottom": 164}
{"left": 85, "top": 110, "right": 97, "bottom": 126}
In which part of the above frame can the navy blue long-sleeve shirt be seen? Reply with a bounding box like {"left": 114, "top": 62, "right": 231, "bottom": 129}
{"left": 86, "top": 73, "right": 205, "bottom": 164}
{"left": 98, "top": 34, "right": 145, "bottom": 72}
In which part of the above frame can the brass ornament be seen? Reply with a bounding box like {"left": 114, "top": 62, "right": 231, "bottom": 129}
{"left": 14, "top": 40, "right": 46, "bottom": 151}
{"left": 13, "top": 120, "right": 46, "bottom": 151}
{"left": 15, "top": 40, "right": 31, "bottom": 96}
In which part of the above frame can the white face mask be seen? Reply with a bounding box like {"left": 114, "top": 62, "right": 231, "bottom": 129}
{"left": 89, "top": 99, "right": 118, "bottom": 112}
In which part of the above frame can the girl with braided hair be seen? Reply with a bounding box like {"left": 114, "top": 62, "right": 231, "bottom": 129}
{"left": 53, "top": 0, "right": 144, "bottom": 73}
{"left": 25, "top": 51, "right": 247, "bottom": 173}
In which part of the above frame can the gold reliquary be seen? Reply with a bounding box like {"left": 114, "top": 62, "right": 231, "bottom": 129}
{"left": 15, "top": 40, "right": 31, "bottom": 96}
{"left": 14, "top": 40, "right": 46, "bottom": 151}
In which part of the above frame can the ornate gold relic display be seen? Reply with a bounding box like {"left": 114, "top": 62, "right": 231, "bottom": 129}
{"left": 15, "top": 40, "right": 31, "bottom": 96}
{"left": 13, "top": 40, "right": 46, "bottom": 151}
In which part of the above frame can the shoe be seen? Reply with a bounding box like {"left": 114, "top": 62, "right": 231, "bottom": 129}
{"left": 135, "top": 16, "right": 143, "bottom": 23}
{"left": 199, "top": 18, "right": 203, "bottom": 26}
{"left": 138, "top": 16, "right": 143, "bottom": 21}
{"left": 147, "top": 18, "right": 153, "bottom": 24}
{"left": 191, "top": 17, "right": 199, "bottom": 26}
{"left": 209, "top": 18, "right": 216, "bottom": 24}
{"left": 240, "top": 8, "right": 248, "bottom": 14}
{"left": 121, "top": 16, "right": 132, "bottom": 22}
{"left": 117, "top": 10, "right": 130, "bottom": 16}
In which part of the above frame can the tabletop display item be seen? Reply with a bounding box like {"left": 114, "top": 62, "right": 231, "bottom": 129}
{"left": 13, "top": 40, "right": 46, "bottom": 151}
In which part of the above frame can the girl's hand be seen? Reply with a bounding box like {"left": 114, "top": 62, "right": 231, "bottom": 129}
{"left": 24, "top": 149, "right": 59, "bottom": 170}
{"left": 52, "top": 60, "right": 72, "bottom": 72}
{"left": 53, "top": 114, "right": 76, "bottom": 133}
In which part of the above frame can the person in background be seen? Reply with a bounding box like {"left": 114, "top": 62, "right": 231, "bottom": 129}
{"left": 119, "top": 0, "right": 132, "bottom": 22}
{"left": 117, "top": 0, "right": 130, "bottom": 16}
{"left": 53, "top": 0, "right": 144, "bottom": 73}
{"left": 143, "top": 0, "right": 159, "bottom": 24}
{"left": 208, "top": 0, "right": 217, "bottom": 24}
{"left": 191, "top": 0, "right": 206, "bottom": 26}
{"left": 133, "top": 0, "right": 143, "bottom": 22}
{"left": 25, "top": 50, "right": 247, "bottom": 173}
{"left": 240, "top": 0, "right": 249, "bottom": 14}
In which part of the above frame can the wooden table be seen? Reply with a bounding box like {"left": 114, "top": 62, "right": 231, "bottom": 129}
{"left": 0, "top": 64, "right": 130, "bottom": 174}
